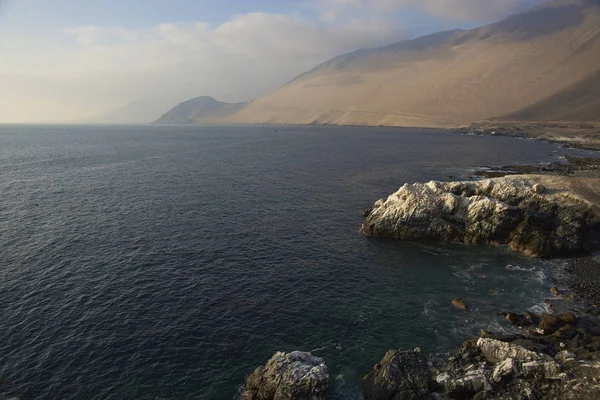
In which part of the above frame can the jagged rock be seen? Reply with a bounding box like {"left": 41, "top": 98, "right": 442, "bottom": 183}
{"left": 492, "top": 358, "right": 520, "bottom": 383}
{"left": 476, "top": 338, "right": 552, "bottom": 364}
{"left": 452, "top": 298, "right": 469, "bottom": 311}
{"left": 363, "top": 349, "right": 431, "bottom": 400}
{"left": 445, "top": 365, "right": 493, "bottom": 399}
{"left": 521, "top": 361, "right": 564, "bottom": 380}
{"left": 361, "top": 177, "right": 600, "bottom": 258}
{"left": 241, "top": 351, "right": 329, "bottom": 400}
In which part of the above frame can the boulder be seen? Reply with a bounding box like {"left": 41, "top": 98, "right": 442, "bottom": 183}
{"left": 523, "top": 312, "right": 540, "bottom": 326}
{"left": 363, "top": 349, "right": 432, "bottom": 400}
{"left": 452, "top": 298, "right": 469, "bottom": 311}
{"left": 505, "top": 312, "right": 537, "bottom": 327}
{"left": 533, "top": 183, "right": 547, "bottom": 194}
{"left": 558, "top": 312, "right": 577, "bottom": 324}
{"left": 476, "top": 338, "right": 552, "bottom": 364}
{"left": 536, "top": 314, "right": 564, "bottom": 335}
{"left": 241, "top": 351, "right": 329, "bottom": 400}
{"left": 553, "top": 325, "right": 577, "bottom": 340}
{"left": 361, "top": 177, "right": 600, "bottom": 258}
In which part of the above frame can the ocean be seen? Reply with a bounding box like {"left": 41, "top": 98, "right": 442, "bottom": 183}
{"left": 0, "top": 124, "right": 583, "bottom": 399}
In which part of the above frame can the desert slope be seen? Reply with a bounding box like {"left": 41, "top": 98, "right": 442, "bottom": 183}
{"left": 225, "top": 0, "right": 600, "bottom": 127}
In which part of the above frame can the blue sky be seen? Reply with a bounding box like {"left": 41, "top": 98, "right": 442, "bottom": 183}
{"left": 0, "top": 0, "right": 544, "bottom": 122}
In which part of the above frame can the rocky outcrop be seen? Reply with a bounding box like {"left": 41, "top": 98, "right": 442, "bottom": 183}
{"left": 362, "top": 349, "right": 431, "bottom": 400}
{"left": 364, "top": 337, "right": 600, "bottom": 400}
{"left": 361, "top": 177, "right": 600, "bottom": 258}
{"left": 241, "top": 351, "right": 329, "bottom": 400}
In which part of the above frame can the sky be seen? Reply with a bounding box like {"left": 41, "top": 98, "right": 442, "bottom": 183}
{"left": 0, "top": 0, "right": 544, "bottom": 122}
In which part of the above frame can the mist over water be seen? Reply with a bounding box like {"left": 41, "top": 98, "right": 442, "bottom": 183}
{"left": 0, "top": 125, "right": 581, "bottom": 399}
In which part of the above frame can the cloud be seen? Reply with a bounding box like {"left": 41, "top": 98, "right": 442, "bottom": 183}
{"left": 313, "top": 0, "right": 541, "bottom": 21}
{"left": 0, "top": 10, "right": 406, "bottom": 122}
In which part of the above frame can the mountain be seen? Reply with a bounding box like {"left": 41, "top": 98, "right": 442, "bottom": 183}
{"left": 222, "top": 0, "right": 600, "bottom": 127}
{"left": 80, "top": 100, "right": 175, "bottom": 124}
{"left": 154, "top": 96, "right": 247, "bottom": 124}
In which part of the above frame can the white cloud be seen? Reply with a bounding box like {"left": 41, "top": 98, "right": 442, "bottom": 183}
{"left": 0, "top": 10, "right": 405, "bottom": 122}
{"left": 313, "top": 0, "right": 539, "bottom": 21}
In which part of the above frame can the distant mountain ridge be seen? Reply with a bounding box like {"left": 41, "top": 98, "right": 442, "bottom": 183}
{"left": 154, "top": 96, "right": 247, "bottom": 124}
{"left": 80, "top": 100, "right": 177, "bottom": 124}
{"left": 211, "top": 0, "right": 600, "bottom": 127}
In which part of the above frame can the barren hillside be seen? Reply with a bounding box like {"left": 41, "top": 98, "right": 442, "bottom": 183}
{"left": 225, "top": 0, "right": 600, "bottom": 127}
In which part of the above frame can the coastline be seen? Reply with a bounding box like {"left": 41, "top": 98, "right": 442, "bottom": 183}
{"left": 241, "top": 142, "right": 600, "bottom": 399}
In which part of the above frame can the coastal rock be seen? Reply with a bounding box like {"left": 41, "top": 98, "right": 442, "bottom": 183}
{"left": 492, "top": 358, "right": 519, "bottom": 383}
{"left": 363, "top": 349, "right": 431, "bottom": 400}
{"left": 536, "top": 314, "right": 565, "bottom": 335}
{"left": 505, "top": 312, "right": 537, "bottom": 327}
{"left": 559, "top": 312, "right": 577, "bottom": 324}
{"left": 444, "top": 365, "right": 493, "bottom": 399}
{"left": 533, "top": 183, "right": 547, "bottom": 194}
{"left": 367, "top": 329, "right": 600, "bottom": 400}
{"left": 476, "top": 338, "right": 551, "bottom": 364}
{"left": 361, "top": 177, "right": 600, "bottom": 258}
{"left": 241, "top": 351, "right": 329, "bottom": 400}
{"left": 452, "top": 298, "right": 469, "bottom": 311}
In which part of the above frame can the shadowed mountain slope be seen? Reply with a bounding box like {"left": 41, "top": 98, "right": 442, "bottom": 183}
{"left": 223, "top": 0, "right": 600, "bottom": 127}
{"left": 155, "top": 96, "right": 247, "bottom": 124}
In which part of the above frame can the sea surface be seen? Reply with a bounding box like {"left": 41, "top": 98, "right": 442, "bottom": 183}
{"left": 0, "top": 124, "right": 590, "bottom": 399}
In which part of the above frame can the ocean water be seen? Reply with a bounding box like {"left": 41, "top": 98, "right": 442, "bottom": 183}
{"left": 0, "top": 124, "right": 582, "bottom": 399}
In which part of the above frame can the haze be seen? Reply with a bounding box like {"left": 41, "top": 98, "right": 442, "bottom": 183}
{"left": 0, "top": 0, "right": 543, "bottom": 123}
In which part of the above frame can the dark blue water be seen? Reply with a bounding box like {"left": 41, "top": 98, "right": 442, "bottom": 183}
{"left": 0, "top": 124, "right": 581, "bottom": 399}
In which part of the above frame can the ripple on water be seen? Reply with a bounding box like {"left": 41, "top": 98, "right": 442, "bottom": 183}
{"left": 0, "top": 124, "right": 567, "bottom": 399}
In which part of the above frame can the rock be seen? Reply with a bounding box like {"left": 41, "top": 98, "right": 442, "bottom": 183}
{"left": 537, "top": 314, "right": 565, "bottom": 335}
{"left": 445, "top": 365, "right": 493, "bottom": 399}
{"left": 363, "top": 207, "right": 373, "bottom": 217}
{"left": 363, "top": 349, "right": 431, "bottom": 400}
{"left": 550, "top": 287, "right": 560, "bottom": 296}
{"left": 532, "top": 183, "right": 547, "bottom": 194}
{"left": 523, "top": 312, "right": 540, "bottom": 325}
{"left": 492, "top": 358, "right": 520, "bottom": 383}
{"left": 505, "top": 312, "right": 537, "bottom": 327}
{"left": 558, "top": 312, "right": 577, "bottom": 324}
{"left": 477, "top": 338, "right": 552, "bottom": 364}
{"left": 452, "top": 298, "right": 469, "bottom": 311}
{"left": 361, "top": 177, "right": 600, "bottom": 258}
{"left": 521, "top": 361, "right": 563, "bottom": 380}
{"left": 241, "top": 351, "right": 329, "bottom": 400}
{"left": 555, "top": 350, "right": 577, "bottom": 364}
{"left": 553, "top": 325, "right": 577, "bottom": 340}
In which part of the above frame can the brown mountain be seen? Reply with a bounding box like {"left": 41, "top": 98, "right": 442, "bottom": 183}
{"left": 225, "top": 0, "right": 600, "bottom": 127}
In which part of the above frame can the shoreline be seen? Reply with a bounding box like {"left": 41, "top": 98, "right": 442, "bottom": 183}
{"left": 241, "top": 146, "right": 600, "bottom": 399}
